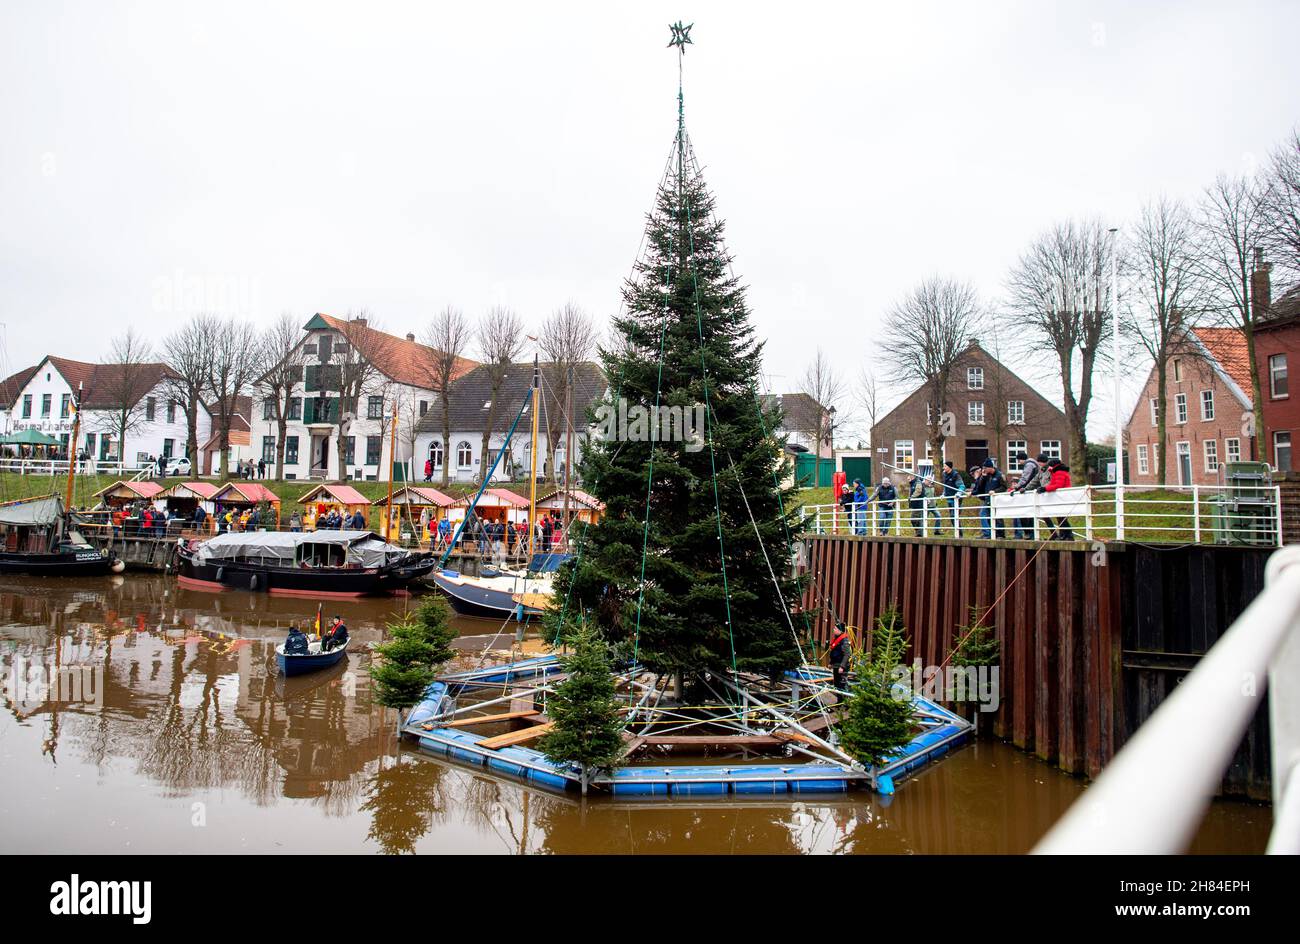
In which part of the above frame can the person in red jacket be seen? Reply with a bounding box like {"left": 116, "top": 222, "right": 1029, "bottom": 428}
{"left": 1040, "top": 458, "right": 1074, "bottom": 540}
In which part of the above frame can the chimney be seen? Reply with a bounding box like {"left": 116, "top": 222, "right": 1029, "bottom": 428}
{"left": 352, "top": 316, "right": 367, "bottom": 327}
{"left": 406, "top": 332, "right": 415, "bottom": 342}
{"left": 1252, "top": 247, "right": 1272, "bottom": 318}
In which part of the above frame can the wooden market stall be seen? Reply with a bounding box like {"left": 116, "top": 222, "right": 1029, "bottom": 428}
{"left": 211, "top": 482, "right": 281, "bottom": 531}
{"left": 536, "top": 488, "right": 605, "bottom": 525}
{"left": 297, "top": 483, "right": 372, "bottom": 530}
{"left": 92, "top": 480, "right": 164, "bottom": 510}
{"left": 157, "top": 481, "right": 220, "bottom": 521}
{"left": 371, "top": 485, "right": 456, "bottom": 546}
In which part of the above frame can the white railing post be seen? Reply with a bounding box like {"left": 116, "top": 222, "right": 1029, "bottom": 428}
{"left": 1193, "top": 486, "right": 1201, "bottom": 544}
{"left": 1115, "top": 483, "right": 1126, "bottom": 541}
{"left": 1277, "top": 485, "right": 1285, "bottom": 549}
{"left": 1084, "top": 486, "right": 1093, "bottom": 541}
{"left": 922, "top": 497, "right": 929, "bottom": 538}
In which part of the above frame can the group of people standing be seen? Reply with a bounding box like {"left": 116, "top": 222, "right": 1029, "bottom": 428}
{"left": 837, "top": 451, "right": 1075, "bottom": 541}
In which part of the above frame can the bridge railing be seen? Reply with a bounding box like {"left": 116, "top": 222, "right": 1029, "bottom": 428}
{"left": 802, "top": 483, "right": 1283, "bottom": 546}
{"left": 0, "top": 457, "right": 150, "bottom": 478}
{"left": 1033, "top": 544, "right": 1300, "bottom": 854}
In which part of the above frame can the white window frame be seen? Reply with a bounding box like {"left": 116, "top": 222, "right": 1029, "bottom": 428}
{"left": 894, "top": 440, "right": 915, "bottom": 473}
{"left": 967, "top": 367, "right": 984, "bottom": 390}
{"left": 456, "top": 440, "right": 473, "bottom": 470}
{"left": 1007, "top": 400, "right": 1024, "bottom": 425}
{"left": 1270, "top": 353, "right": 1289, "bottom": 399}
{"left": 967, "top": 401, "right": 985, "bottom": 425}
{"left": 1200, "top": 390, "right": 1215, "bottom": 421}
{"left": 1040, "top": 440, "right": 1062, "bottom": 462}
{"left": 1203, "top": 439, "right": 1219, "bottom": 473}
{"left": 1006, "top": 440, "right": 1027, "bottom": 473}
{"left": 1225, "top": 437, "right": 1241, "bottom": 465}
{"left": 1275, "top": 431, "right": 1292, "bottom": 472}
{"left": 1174, "top": 393, "right": 1188, "bottom": 425}
{"left": 1172, "top": 358, "right": 1183, "bottom": 382}
{"left": 1137, "top": 444, "right": 1149, "bottom": 475}
{"left": 1149, "top": 398, "right": 1159, "bottom": 426}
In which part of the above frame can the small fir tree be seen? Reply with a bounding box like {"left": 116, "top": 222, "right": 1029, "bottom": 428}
{"left": 837, "top": 604, "right": 915, "bottom": 770}
{"left": 948, "top": 605, "right": 1000, "bottom": 667}
{"left": 537, "top": 621, "right": 626, "bottom": 792}
{"left": 412, "top": 594, "right": 458, "bottom": 667}
{"left": 371, "top": 621, "right": 437, "bottom": 716}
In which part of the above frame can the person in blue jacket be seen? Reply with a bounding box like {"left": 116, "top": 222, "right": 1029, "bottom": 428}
{"left": 872, "top": 476, "right": 897, "bottom": 534}
{"left": 284, "top": 623, "right": 310, "bottom": 655}
{"left": 851, "top": 479, "right": 869, "bottom": 535}
{"left": 941, "top": 460, "right": 965, "bottom": 536}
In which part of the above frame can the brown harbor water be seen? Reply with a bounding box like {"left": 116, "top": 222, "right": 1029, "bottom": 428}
{"left": 0, "top": 575, "right": 1271, "bottom": 854}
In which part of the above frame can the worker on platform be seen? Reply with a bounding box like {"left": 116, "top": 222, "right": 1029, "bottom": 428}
{"left": 827, "top": 620, "right": 852, "bottom": 696}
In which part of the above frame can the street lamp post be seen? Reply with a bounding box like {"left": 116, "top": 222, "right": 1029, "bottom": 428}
{"left": 1110, "top": 225, "right": 1125, "bottom": 540}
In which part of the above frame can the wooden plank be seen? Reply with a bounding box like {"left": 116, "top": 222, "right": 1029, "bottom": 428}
{"left": 1083, "top": 553, "right": 1103, "bottom": 778}
{"left": 476, "top": 722, "right": 555, "bottom": 750}
{"left": 1057, "top": 551, "right": 1084, "bottom": 774}
{"left": 442, "top": 709, "right": 540, "bottom": 728}
{"left": 1012, "top": 547, "right": 1033, "bottom": 751}
{"left": 993, "top": 548, "right": 1011, "bottom": 739}
{"left": 1034, "top": 551, "right": 1058, "bottom": 763}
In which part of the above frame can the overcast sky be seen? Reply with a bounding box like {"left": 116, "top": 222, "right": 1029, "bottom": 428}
{"left": 2, "top": 1, "right": 1298, "bottom": 439}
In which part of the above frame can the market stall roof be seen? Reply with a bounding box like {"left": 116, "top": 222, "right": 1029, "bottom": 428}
{"left": 371, "top": 485, "right": 457, "bottom": 508}
{"left": 537, "top": 487, "right": 605, "bottom": 511}
{"left": 159, "top": 481, "right": 220, "bottom": 500}
{"left": 93, "top": 480, "right": 164, "bottom": 500}
{"left": 0, "top": 494, "right": 63, "bottom": 526}
{"left": 0, "top": 428, "right": 61, "bottom": 446}
{"left": 298, "top": 483, "right": 371, "bottom": 506}
{"left": 211, "top": 482, "right": 280, "bottom": 504}
{"left": 453, "top": 487, "right": 530, "bottom": 509}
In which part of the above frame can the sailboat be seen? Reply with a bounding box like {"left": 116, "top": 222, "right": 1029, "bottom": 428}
{"left": 429, "top": 355, "right": 569, "bottom": 619}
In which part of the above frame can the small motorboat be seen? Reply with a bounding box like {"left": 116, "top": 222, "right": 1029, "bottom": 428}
{"left": 275, "top": 637, "right": 350, "bottom": 677}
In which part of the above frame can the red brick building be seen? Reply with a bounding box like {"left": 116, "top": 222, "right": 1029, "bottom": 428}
{"left": 1254, "top": 284, "right": 1300, "bottom": 472}
{"left": 1123, "top": 328, "right": 1254, "bottom": 486}
{"left": 870, "top": 341, "right": 1068, "bottom": 478}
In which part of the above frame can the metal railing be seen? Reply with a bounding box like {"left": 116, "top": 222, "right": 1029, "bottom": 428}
{"left": 803, "top": 483, "right": 1283, "bottom": 546}
{"left": 1033, "top": 544, "right": 1300, "bottom": 854}
{"left": 0, "top": 457, "right": 151, "bottom": 477}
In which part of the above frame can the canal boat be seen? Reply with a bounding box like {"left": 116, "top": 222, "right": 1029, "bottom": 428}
{"left": 0, "top": 495, "right": 124, "bottom": 577}
{"left": 175, "top": 529, "right": 434, "bottom": 596}
{"left": 429, "top": 552, "right": 569, "bottom": 619}
{"left": 275, "top": 637, "right": 350, "bottom": 677}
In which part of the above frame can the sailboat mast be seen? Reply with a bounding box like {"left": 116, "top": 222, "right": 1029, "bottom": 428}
{"left": 64, "top": 382, "right": 82, "bottom": 510}
{"left": 527, "top": 353, "right": 539, "bottom": 561}
{"left": 563, "top": 364, "right": 572, "bottom": 541}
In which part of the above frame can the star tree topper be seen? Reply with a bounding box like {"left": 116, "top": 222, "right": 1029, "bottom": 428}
{"left": 667, "top": 21, "right": 694, "bottom": 53}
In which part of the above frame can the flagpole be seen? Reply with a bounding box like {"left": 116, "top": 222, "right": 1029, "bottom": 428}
{"left": 64, "top": 382, "right": 82, "bottom": 509}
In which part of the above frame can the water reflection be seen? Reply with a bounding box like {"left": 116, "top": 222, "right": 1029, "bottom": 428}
{"left": 0, "top": 576, "right": 1272, "bottom": 854}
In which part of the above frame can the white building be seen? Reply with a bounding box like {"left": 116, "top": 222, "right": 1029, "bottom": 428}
{"left": 412, "top": 360, "right": 606, "bottom": 484}
{"left": 248, "top": 313, "right": 477, "bottom": 481}
{"left": 2, "top": 355, "right": 210, "bottom": 467}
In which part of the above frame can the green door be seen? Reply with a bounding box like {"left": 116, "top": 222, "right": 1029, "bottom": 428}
{"left": 841, "top": 456, "right": 872, "bottom": 485}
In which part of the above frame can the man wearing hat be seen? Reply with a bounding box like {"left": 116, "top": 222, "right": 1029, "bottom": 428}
{"left": 970, "top": 458, "right": 1007, "bottom": 539}
{"left": 837, "top": 483, "right": 855, "bottom": 533}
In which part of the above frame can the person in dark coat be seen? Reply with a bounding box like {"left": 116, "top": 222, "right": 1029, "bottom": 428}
{"left": 322, "top": 616, "right": 349, "bottom": 652}
{"left": 284, "top": 623, "right": 309, "bottom": 655}
{"left": 827, "top": 621, "right": 853, "bottom": 698}
{"left": 871, "top": 477, "right": 897, "bottom": 534}
{"left": 941, "top": 460, "right": 965, "bottom": 536}
{"left": 971, "top": 459, "right": 1008, "bottom": 539}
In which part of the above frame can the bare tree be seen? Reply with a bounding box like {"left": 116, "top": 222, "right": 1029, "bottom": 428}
{"left": 878, "top": 277, "right": 979, "bottom": 465}
{"left": 1195, "top": 173, "right": 1269, "bottom": 456}
{"left": 331, "top": 310, "right": 395, "bottom": 479}
{"left": 161, "top": 315, "right": 217, "bottom": 470}
{"left": 476, "top": 305, "right": 526, "bottom": 483}
{"left": 798, "top": 348, "right": 844, "bottom": 488}
{"left": 205, "top": 318, "right": 262, "bottom": 478}
{"left": 1261, "top": 129, "right": 1300, "bottom": 280}
{"left": 1006, "top": 218, "right": 1113, "bottom": 469}
{"left": 1124, "top": 197, "right": 1207, "bottom": 483}
{"left": 539, "top": 302, "right": 597, "bottom": 482}
{"left": 254, "top": 313, "right": 305, "bottom": 480}
{"left": 96, "top": 328, "right": 158, "bottom": 466}
{"left": 423, "top": 306, "right": 474, "bottom": 487}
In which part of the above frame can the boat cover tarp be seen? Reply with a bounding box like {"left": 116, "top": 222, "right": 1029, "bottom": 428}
{"left": 528, "top": 552, "right": 572, "bottom": 573}
{"left": 0, "top": 495, "right": 63, "bottom": 527}
{"left": 191, "top": 529, "right": 404, "bottom": 567}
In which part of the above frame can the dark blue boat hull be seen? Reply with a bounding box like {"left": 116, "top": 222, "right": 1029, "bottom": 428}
{"left": 276, "top": 641, "right": 349, "bottom": 676}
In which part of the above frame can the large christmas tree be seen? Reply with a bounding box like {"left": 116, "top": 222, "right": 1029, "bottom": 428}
{"left": 555, "top": 37, "right": 803, "bottom": 680}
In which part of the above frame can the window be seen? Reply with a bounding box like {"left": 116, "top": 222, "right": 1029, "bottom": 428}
{"left": 1006, "top": 440, "right": 1027, "bottom": 472}
{"left": 136, "top": 451, "right": 150, "bottom": 465}
{"left": 367, "top": 396, "right": 384, "bottom": 420}
{"left": 457, "top": 440, "right": 473, "bottom": 469}
{"left": 262, "top": 436, "right": 276, "bottom": 463}
{"left": 145, "top": 396, "right": 156, "bottom": 421}
{"left": 1226, "top": 437, "right": 1241, "bottom": 465}
{"left": 1200, "top": 390, "right": 1215, "bottom": 421}
{"left": 162, "top": 439, "right": 174, "bottom": 459}
{"left": 1275, "top": 431, "right": 1292, "bottom": 472}
{"left": 318, "top": 335, "right": 333, "bottom": 359}
{"left": 21, "top": 394, "right": 31, "bottom": 418}
{"left": 894, "top": 440, "right": 914, "bottom": 472}
{"left": 41, "top": 394, "right": 51, "bottom": 417}
{"left": 1270, "top": 354, "right": 1289, "bottom": 398}
{"left": 366, "top": 435, "right": 382, "bottom": 465}
{"left": 1172, "top": 359, "right": 1183, "bottom": 382}
{"left": 967, "top": 367, "right": 984, "bottom": 390}
{"left": 419, "top": 400, "right": 429, "bottom": 416}
{"left": 1149, "top": 398, "right": 1159, "bottom": 426}
{"left": 968, "top": 401, "right": 985, "bottom": 425}
{"left": 1204, "top": 439, "right": 1220, "bottom": 473}
{"left": 285, "top": 436, "right": 299, "bottom": 465}
{"left": 100, "top": 436, "right": 115, "bottom": 461}
{"left": 84, "top": 433, "right": 96, "bottom": 457}
{"left": 1007, "top": 400, "right": 1024, "bottom": 424}
{"left": 1174, "top": 393, "right": 1187, "bottom": 425}
{"left": 1040, "top": 440, "right": 1062, "bottom": 461}
{"left": 167, "top": 400, "right": 177, "bottom": 424}
{"left": 263, "top": 399, "right": 275, "bottom": 420}
{"left": 1137, "top": 444, "right": 1150, "bottom": 475}
{"left": 428, "top": 440, "right": 443, "bottom": 469}
{"left": 288, "top": 397, "right": 302, "bottom": 421}
{"left": 345, "top": 436, "right": 356, "bottom": 465}
{"left": 60, "top": 394, "right": 71, "bottom": 418}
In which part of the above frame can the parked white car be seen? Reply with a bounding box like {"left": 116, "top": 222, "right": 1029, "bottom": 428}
{"left": 164, "top": 456, "right": 191, "bottom": 476}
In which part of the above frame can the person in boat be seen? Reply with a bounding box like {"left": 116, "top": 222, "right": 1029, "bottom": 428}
{"left": 284, "top": 623, "right": 310, "bottom": 656}
{"left": 827, "top": 621, "right": 852, "bottom": 696}
{"left": 322, "top": 616, "right": 349, "bottom": 652}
